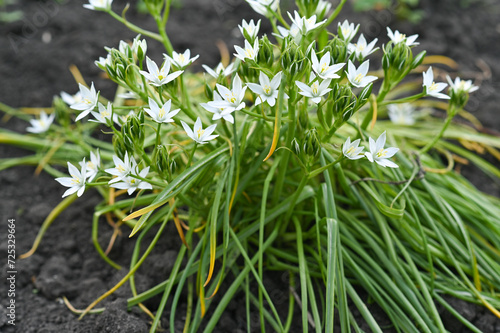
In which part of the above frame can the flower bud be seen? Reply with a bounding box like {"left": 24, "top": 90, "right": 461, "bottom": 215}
{"left": 121, "top": 111, "right": 145, "bottom": 153}
{"left": 258, "top": 35, "right": 274, "bottom": 68}
{"left": 113, "top": 134, "right": 128, "bottom": 160}
{"left": 326, "top": 37, "right": 348, "bottom": 65}
{"left": 204, "top": 81, "right": 214, "bottom": 101}
{"left": 292, "top": 138, "right": 301, "bottom": 156}
{"left": 153, "top": 144, "right": 170, "bottom": 178}
{"left": 303, "top": 128, "right": 321, "bottom": 160}
{"left": 297, "top": 105, "right": 309, "bottom": 136}
{"left": 53, "top": 96, "right": 70, "bottom": 127}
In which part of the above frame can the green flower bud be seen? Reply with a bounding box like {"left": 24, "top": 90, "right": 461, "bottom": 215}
{"left": 204, "top": 81, "right": 214, "bottom": 101}
{"left": 258, "top": 35, "right": 274, "bottom": 68}
{"left": 326, "top": 37, "right": 348, "bottom": 64}
{"left": 153, "top": 144, "right": 170, "bottom": 178}
{"left": 303, "top": 128, "right": 321, "bottom": 160}
{"left": 113, "top": 134, "right": 128, "bottom": 160}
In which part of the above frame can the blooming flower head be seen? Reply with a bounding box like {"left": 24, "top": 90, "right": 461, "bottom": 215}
{"left": 288, "top": 11, "right": 326, "bottom": 35}
{"left": 80, "top": 151, "right": 101, "bottom": 182}
{"left": 27, "top": 110, "right": 55, "bottom": 134}
{"left": 55, "top": 160, "right": 87, "bottom": 198}
{"left": 245, "top": 0, "right": 279, "bottom": 17}
{"left": 181, "top": 117, "right": 219, "bottom": 144}
{"left": 387, "top": 27, "right": 419, "bottom": 47}
{"left": 131, "top": 35, "right": 147, "bottom": 59}
{"left": 95, "top": 54, "right": 112, "bottom": 71}
{"left": 239, "top": 19, "right": 261, "bottom": 41}
{"left": 83, "top": 0, "right": 112, "bottom": 11}
{"left": 208, "top": 74, "right": 247, "bottom": 114}
{"left": 165, "top": 49, "right": 199, "bottom": 69}
{"left": 311, "top": 50, "right": 345, "bottom": 80}
{"left": 346, "top": 60, "right": 377, "bottom": 88}
{"left": 202, "top": 62, "right": 235, "bottom": 79}
{"left": 105, "top": 152, "right": 138, "bottom": 184}
{"left": 446, "top": 75, "right": 479, "bottom": 94}
{"left": 422, "top": 67, "right": 450, "bottom": 100}
{"left": 201, "top": 91, "right": 235, "bottom": 123}
{"left": 315, "top": 0, "right": 332, "bottom": 17}
{"left": 295, "top": 74, "right": 332, "bottom": 104}
{"left": 144, "top": 98, "right": 180, "bottom": 124}
{"left": 60, "top": 91, "right": 82, "bottom": 107}
{"left": 365, "top": 131, "right": 399, "bottom": 168}
{"left": 343, "top": 137, "right": 365, "bottom": 160}
{"left": 110, "top": 166, "right": 152, "bottom": 195}
{"left": 348, "top": 34, "right": 379, "bottom": 61}
{"left": 71, "top": 82, "right": 99, "bottom": 121}
{"left": 387, "top": 103, "right": 416, "bottom": 126}
{"left": 234, "top": 39, "right": 259, "bottom": 62}
{"left": 276, "top": 24, "right": 302, "bottom": 44}
{"left": 139, "top": 56, "right": 184, "bottom": 87}
{"left": 90, "top": 102, "right": 119, "bottom": 125}
{"left": 246, "top": 71, "right": 288, "bottom": 107}
{"left": 338, "top": 20, "right": 360, "bottom": 43}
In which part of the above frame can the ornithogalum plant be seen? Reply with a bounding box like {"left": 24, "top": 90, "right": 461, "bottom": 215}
{"left": 2, "top": 0, "right": 500, "bottom": 332}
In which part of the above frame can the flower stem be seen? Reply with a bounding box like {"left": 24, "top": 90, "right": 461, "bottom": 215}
{"left": 419, "top": 107, "right": 455, "bottom": 155}
{"left": 186, "top": 142, "right": 198, "bottom": 167}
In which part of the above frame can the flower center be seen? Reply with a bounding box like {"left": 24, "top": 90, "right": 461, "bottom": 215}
{"left": 429, "top": 82, "right": 438, "bottom": 91}
{"left": 158, "top": 108, "right": 165, "bottom": 118}
{"left": 117, "top": 165, "right": 125, "bottom": 173}
{"left": 311, "top": 82, "right": 319, "bottom": 95}
{"left": 376, "top": 148, "right": 387, "bottom": 158}
{"left": 264, "top": 85, "right": 271, "bottom": 95}
{"left": 244, "top": 48, "right": 254, "bottom": 59}
{"left": 320, "top": 63, "right": 328, "bottom": 74}
{"left": 354, "top": 73, "right": 364, "bottom": 83}
{"left": 71, "top": 175, "right": 81, "bottom": 185}
{"left": 158, "top": 74, "right": 164, "bottom": 81}
{"left": 197, "top": 128, "right": 205, "bottom": 139}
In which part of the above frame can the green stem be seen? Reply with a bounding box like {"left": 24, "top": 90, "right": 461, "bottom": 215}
{"left": 419, "top": 110, "right": 455, "bottom": 154}
{"left": 108, "top": 10, "right": 162, "bottom": 42}
{"left": 186, "top": 142, "right": 198, "bottom": 167}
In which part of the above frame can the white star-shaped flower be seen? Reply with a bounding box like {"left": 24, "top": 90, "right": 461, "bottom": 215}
{"left": 348, "top": 34, "right": 379, "bottom": 61}
{"left": 26, "top": 110, "right": 55, "bottom": 134}
{"left": 245, "top": 0, "right": 279, "bottom": 17}
{"left": 139, "top": 57, "right": 184, "bottom": 87}
{"left": 80, "top": 151, "right": 101, "bottom": 182}
{"left": 387, "top": 103, "right": 416, "bottom": 126}
{"left": 365, "top": 131, "right": 399, "bottom": 168}
{"left": 422, "top": 67, "right": 450, "bottom": 100}
{"left": 60, "top": 91, "right": 82, "bottom": 107}
{"left": 164, "top": 49, "right": 199, "bottom": 69}
{"left": 202, "top": 62, "right": 236, "bottom": 79}
{"left": 181, "top": 117, "right": 219, "bottom": 144}
{"left": 201, "top": 91, "right": 235, "bottom": 124}
{"left": 239, "top": 19, "right": 261, "bottom": 40}
{"left": 311, "top": 50, "right": 345, "bottom": 80}
{"left": 208, "top": 74, "right": 247, "bottom": 114}
{"left": 346, "top": 60, "right": 377, "bottom": 88}
{"left": 83, "top": 0, "right": 112, "bottom": 11}
{"left": 246, "top": 71, "right": 288, "bottom": 107}
{"left": 110, "top": 166, "right": 152, "bottom": 195}
{"left": 338, "top": 20, "right": 360, "bottom": 43}
{"left": 343, "top": 137, "right": 365, "bottom": 160}
{"left": 105, "top": 152, "right": 138, "bottom": 184}
{"left": 446, "top": 75, "right": 479, "bottom": 94}
{"left": 234, "top": 39, "right": 259, "bottom": 62}
{"left": 90, "top": 102, "right": 119, "bottom": 125}
{"left": 55, "top": 160, "right": 87, "bottom": 198}
{"left": 71, "top": 82, "right": 99, "bottom": 121}
{"left": 387, "top": 27, "right": 419, "bottom": 47}
{"left": 288, "top": 11, "right": 326, "bottom": 35}
{"left": 144, "top": 98, "right": 180, "bottom": 124}
{"left": 295, "top": 74, "right": 332, "bottom": 104}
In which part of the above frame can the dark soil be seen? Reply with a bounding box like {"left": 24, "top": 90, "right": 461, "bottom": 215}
{"left": 1, "top": 0, "right": 499, "bottom": 332}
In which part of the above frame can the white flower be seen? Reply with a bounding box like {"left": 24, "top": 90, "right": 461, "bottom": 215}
{"left": 181, "top": 117, "right": 219, "bottom": 144}
{"left": 239, "top": 19, "right": 261, "bottom": 40}
{"left": 144, "top": 98, "right": 180, "bottom": 124}
{"left": 110, "top": 166, "right": 152, "bottom": 195}
{"left": 60, "top": 91, "right": 82, "bottom": 106}
{"left": 26, "top": 110, "right": 55, "bottom": 134}
{"left": 234, "top": 39, "right": 259, "bottom": 62}
{"left": 387, "top": 103, "right": 416, "bottom": 126}
{"left": 208, "top": 74, "right": 247, "bottom": 114}
{"left": 276, "top": 24, "right": 302, "bottom": 44}
{"left": 311, "top": 50, "right": 345, "bottom": 80}
{"left": 246, "top": 0, "right": 279, "bottom": 17}
{"left": 71, "top": 82, "right": 99, "bottom": 121}
{"left": 80, "top": 151, "right": 101, "bottom": 182}
{"left": 365, "top": 131, "right": 399, "bottom": 168}
{"left": 387, "top": 27, "right": 419, "bottom": 47}
{"left": 295, "top": 74, "right": 332, "bottom": 104}
{"left": 165, "top": 49, "right": 199, "bottom": 69}
{"left": 422, "top": 67, "right": 450, "bottom": 100}
{"left": 55, "top": 160, "right": 87, "bottom": 198}
{"left": 348, "top": 34, "right": 379, "bottom": 60}
{"left": 117, "top": 90, "right": 140, "bottom": 100}
{"left": 83, "top": 0, "right": 112, "bottom": 11}
{"left": 446, "top": 75, "right": 479, "bottom": 94}
{"left": 343, "top": 137, "right": 365, "bottom": 160}
{"left": 90, "top": 102, "right": 119, "bottom": 125}
{"left": 118, "top": 111, "right": 135, "bottom": 125}
{"left": 246, "top": 71, "right": 288, "bottom": 107}
{"left": 202, "top": 62, "right": 235, "bottom": 79}
{"left": 105, "top": 152, "right": 138, "bottom": 184}
{"left": 288, "top": 11, "right": 326, "bottom": 35}
{"left": 338, "top": 20, "right": 360, "bottom": 43}
{"left": 346, "top": 60, "right": 377, "bottom": 88}
{"left": 139, "top": 57, "right": 184, "bottom": 87}
{"left": 200, "top": 91, "right": 235, "bottom": 124}
{"left": 132, "top": 35, "right": 147, "bottom": 58}
{"left": 95, "top": 54, "right": 112, "bottom": 71}
{"left": 315, "top": 0, "right": 332, "bottom": 16}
